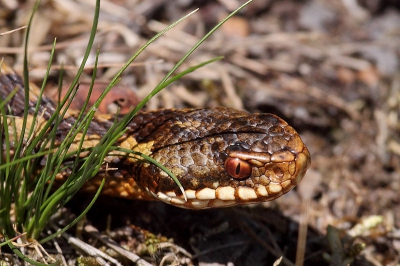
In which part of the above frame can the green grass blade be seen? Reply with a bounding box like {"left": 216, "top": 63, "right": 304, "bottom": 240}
{"left": 39, "top": 178, "right": 105, "bottom": 244}
{"left": 5, "top": 237, "right": 58, "bottom": 266}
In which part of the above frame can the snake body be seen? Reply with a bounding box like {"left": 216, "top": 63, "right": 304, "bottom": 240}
{"left": 0, "top": 63, "right": 310, "bottom": 209}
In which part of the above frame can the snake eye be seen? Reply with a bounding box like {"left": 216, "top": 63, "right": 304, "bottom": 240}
{"left": 224, "top": 157, "right": 252, "bottom": 180}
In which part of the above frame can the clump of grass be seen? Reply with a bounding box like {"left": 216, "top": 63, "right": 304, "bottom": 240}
{"left": 0, "top": 0, "right": 252, "bottom": 264}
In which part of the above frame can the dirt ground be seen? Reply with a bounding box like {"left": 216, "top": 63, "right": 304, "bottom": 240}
{"left": 1, "top": 0, "right": 400, "bottom": 265}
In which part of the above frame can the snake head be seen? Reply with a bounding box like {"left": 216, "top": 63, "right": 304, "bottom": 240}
{"left": 135, "top": 107, "right": 311, "bottom": 209}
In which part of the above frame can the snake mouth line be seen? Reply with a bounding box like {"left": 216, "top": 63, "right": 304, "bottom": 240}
{"left": 150, "top": 181, "right": 292, "bottom": 209}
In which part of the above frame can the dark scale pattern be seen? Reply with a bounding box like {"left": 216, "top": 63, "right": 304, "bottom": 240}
{"left": 136, "top": 122, "right": 301, "bottom": 195}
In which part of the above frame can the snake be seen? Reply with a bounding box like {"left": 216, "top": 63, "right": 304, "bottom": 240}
{"left": 0, "top": 62, "right": 311, "bottom": 209}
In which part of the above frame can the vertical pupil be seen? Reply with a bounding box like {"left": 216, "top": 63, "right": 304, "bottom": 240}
{"left": 235, "top": 162, "right": 241, "bottom": 175}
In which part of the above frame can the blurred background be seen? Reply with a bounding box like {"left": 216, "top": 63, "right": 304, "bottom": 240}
{"left": 1, "top": 0, "right": 400, "bottom": 265}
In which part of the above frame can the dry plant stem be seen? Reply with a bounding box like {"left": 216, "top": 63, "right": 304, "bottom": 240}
{"left": 0, "top": 30, "right": 109, "bottom": 55}
{"left": 295, "top": 199, "right": 310, "bottom": 266}
{"left": 50, "top": 224, "right": 123, "bottom": 266}
{"left": 84, "top": 225, "right": 153, "bottom": 266}
{"left": 0, "top": 26, "right": 27, "bottom": 36}
{"left": 170, "top": 85, "right": 207, "bottom": 107}
{"left": 258, "top": 222, "right": 285, "bottom": 254}
{"left": 147, "top": 20, "right": 199, "bottom": 48}
{"left": 159, "top": 253, "right": 179, "bottom": 266}
{"left": 191, "top": 241, "right": 249, "bottom": 259}
{"left": 220, "top": 67, "right": 244, "bottom": 110}
{"left": 52, "top": 239, "right": 68, "bottom": 266}
{"left": 230, "top": 54, "right": 289, "bottom": 74}
{"left": 234, "top": 215, "right": 295, "bottom": 266}
{"left": 156, "top": 242, "right": 192, "bottom": 259}
{"left": 30, "top": 60, "right": 164, "bottom": 71}
{"left": 279, "top": 76, "right": 361, "bottom": 120}
{"left": 232, "top": 208, "right": 286, "bottom": 252}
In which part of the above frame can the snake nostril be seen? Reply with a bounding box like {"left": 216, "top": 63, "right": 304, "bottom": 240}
{"left": 224, "top": 157, "right": 252, "bottom": 180}
{"left": 115, "top": 98, "right": 127, "bottom": 106}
